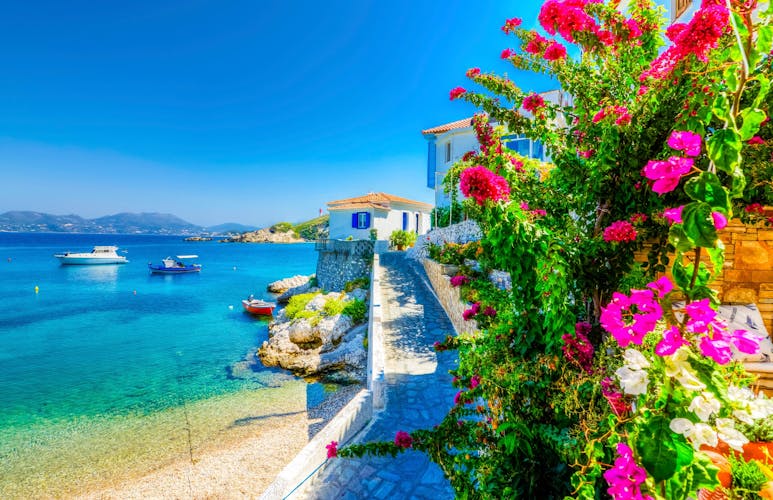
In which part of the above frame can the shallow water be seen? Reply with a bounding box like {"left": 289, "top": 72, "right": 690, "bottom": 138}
{"left": 0, "top": 233, "right": 323, "bottom": 498}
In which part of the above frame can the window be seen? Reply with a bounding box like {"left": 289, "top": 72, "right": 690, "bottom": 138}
{"left": 445, "top": 142, "right": 451, "bottom": 163}
{"left": 402, "top": 212, "right": 409, "bottom": 231}
{"left": 351, "top": 212, "right": 371, "bottom": 229}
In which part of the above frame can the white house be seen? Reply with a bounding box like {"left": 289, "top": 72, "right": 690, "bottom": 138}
{"left": 326, "top": 192, "right": 433, "bottom": 241}
{"left": 422, "top": 90, "right": 569, "bottom": 208}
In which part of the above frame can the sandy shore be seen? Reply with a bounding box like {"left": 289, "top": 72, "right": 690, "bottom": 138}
{"left": 76, "top": 384, "right": 361, "bottom": 500}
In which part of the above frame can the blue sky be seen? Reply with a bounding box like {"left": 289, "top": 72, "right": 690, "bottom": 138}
{"left": 0, "top": 0, "right": 555, "bottom": 227}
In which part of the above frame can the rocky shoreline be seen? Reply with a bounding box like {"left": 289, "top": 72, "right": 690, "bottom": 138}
{"left": 258, "top": 285, "right": 369, "bottom": 384}
{"left": 220, "top": 228, "right": 305, "bottom": 243}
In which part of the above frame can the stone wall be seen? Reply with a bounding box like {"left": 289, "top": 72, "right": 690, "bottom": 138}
{"left": 315, "top": 239, "right": 374, "bottom": 292}
{"left": 423, "top": 258, "right": 478, "bottom": 335}
{"left": 635, "top": 217, "right": 773, "bottom": 335}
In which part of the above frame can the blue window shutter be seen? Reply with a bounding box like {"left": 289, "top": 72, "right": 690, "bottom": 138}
{"left": 402, "top": 212, "right": 408, "bottom": 230}
{"left": 352, "top": 213, "right": 358, "bottom": 228}
{"left": 365, "top": 212, "right": 371, "bottom": 228}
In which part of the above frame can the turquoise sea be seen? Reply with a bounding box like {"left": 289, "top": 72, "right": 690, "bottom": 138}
{"left": 0, "top": 233, "right": 323, "bottom": 498}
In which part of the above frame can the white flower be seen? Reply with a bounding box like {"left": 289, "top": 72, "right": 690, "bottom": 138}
{"left": 615, "top": 365, "right": 649, "bottom": 395}
{"left": 670, "top": 418, "right": 694, "bottom": 435}
{"left": 664, "top": 347, "right": 706, "bottom": 392}
{"left": 750, "top": 397, "right": 773, "bottom": 419}
{"left": 623, "top": 348, "right": 651, "bottom": 370}
{"left": 691, "top": 423, "right": 719, "bottom": 450}
{"left": 669, "top": 418, "right": 719, "bottom": 450}
{"left": 688, "top": 392, "right": 721, "bottom": 422}
{"left": 733, "top": 409, "right": 755, "bottom": 426}
{"left": 716, "top": 418, "right": 749, "bottom": 452}
{"left": 727, "top": 385, "right": 755, "bottom": 403}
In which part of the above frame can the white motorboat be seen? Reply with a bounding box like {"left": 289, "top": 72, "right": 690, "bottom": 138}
{"left": 54, "top": 246, "right": 129, "bottom": 265}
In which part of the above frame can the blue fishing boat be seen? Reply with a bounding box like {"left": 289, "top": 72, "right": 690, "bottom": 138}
{"left": 148, "top": 255, "right": 202, "bottom": 274}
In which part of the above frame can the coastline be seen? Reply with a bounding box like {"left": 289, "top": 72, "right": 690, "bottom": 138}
{"left": 74, "top": 384, "right": 361, "bottom": 499}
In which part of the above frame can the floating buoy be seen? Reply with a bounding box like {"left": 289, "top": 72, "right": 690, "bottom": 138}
{"left": 228, "top": 305, "right": 234, "bottom": 310}
{"left": 34, "top": 286, "right": 39, "bottom": 294}
{"left": 233, "top": 266, "right": 237, "bottom": 271}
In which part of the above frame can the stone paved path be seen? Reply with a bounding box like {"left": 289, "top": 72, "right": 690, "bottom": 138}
{"left": 297, "top": 252, "right": 458, "bottom": 500}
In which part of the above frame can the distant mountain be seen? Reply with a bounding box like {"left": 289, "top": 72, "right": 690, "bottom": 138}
{"left": 206, "top": 222, "right": 259, "bottom": 234}
{"left": 0, "top": 211, "right": 205, "bottom": 235}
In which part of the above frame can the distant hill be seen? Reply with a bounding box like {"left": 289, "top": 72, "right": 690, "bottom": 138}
{"left": 206, "top": 222, "right": 259, "bottom": 234}
{"left": 0, "top": 211, "right": 204, "bottom": 235}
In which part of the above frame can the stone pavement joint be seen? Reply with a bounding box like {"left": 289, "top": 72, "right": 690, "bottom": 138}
{"left": 298, "top": 252, "right": 457, "bottom": 499}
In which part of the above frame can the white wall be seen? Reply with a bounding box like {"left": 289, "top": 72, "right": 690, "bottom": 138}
{"left": 328, "top": 209, "right": 385, "bottom": 240}
{"left": 329, "top": 204, "right": 431, "bottom": 240}
{"left": 434, "top": 128, "right": 478, "bottom": 208}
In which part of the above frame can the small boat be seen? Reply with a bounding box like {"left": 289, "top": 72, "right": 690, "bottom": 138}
{"left": 54, "top": 246, "right": 128, "bottom": 265}
{"left": 148, "top": 255, "right": 202, "bottom": 274}
{"left": 242, "top": 297, "right": 277, "bottom": 316}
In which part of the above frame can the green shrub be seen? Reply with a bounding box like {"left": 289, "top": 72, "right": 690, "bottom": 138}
{"left": 728, "top": 454, "right": 768, "bottom": 499}
{"left": 270, "top": 221, "right": 294, "bottom": 233}
{"left": 284, "top": 292, "right": 320, "bottom": 320}
{"left": 323, "top": 298, "right": 346, "bottom": 317}
{"left": 342, "top": 299, "right": 367, "bottom": 324}
{"left": 344, "top": 277, "right": 370, "bottom": 292}
{"left": 389, "top": 230, "right": 417, "bottom": 249}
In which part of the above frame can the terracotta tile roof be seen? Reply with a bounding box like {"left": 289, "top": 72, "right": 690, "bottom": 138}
{"left": 327, "top": 192, "right": 433, "bottom": 211}
{"left": 421, "top": 117, "right": 474, "bottom": 135}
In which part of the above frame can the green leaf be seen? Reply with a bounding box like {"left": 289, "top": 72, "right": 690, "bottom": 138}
{"left": 755, "top": 26, "right": 773, "bottom": 65}
{"left": 683, "top": 172, "right": 731, "bottom": 213}
{"left": 724, "top": 65, "right": 740, "bottom": 93}
{"left": 672, "top": 255, "right": 690, "bottom": 290}
{"left": 636, "top": 415, "right": 679, "bottom": 482}
{"left": 706, "top": 243, "right": 725, "bottom": 276}
{"left": 668, "top": 225, "right": 694, "bottom": 253}
{"left": 707, "top": 129, "right": 742, "bottom": 174}
{"left": 730, "top": 166, "right": 747, "bottom": 199}
{"left": 739, "top": 108, "right": 766, "bottom": 141}
{"left": 682, "top": 202, "right": 718, "bottom": 249}
{"left": 753, "top": 75, "right": 771, "bottom": 109}
{"left": 712, "top": 95, "right": 731, "bottom": 122}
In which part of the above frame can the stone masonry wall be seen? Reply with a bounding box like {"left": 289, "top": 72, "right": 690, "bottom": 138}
{"left": 423, "top": 258, "right": 478, "bottom": 335}
{"left": 315, "top": 239, "right": 375, "bottom": 292}
{"left": 635, "top": 217, "right": 773, "bottom": 335}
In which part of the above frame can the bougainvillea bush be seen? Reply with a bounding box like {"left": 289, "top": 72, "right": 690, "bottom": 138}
{"left": 334, "top": 1, "right": 773, "bottom": 498}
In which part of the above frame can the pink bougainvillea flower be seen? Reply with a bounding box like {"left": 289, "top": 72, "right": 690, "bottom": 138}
{"left": 470, "top": 374, "right": 481, "bottom": 389}
{"left": 712, "top": 211, "right": 727, "bottom": 230}
{"left": 603, "top": 220, "right": 638, "bottom": 243}
{"left": 562, "top": 326, "right": 595, "bottom": 374}
{"left": 460, "top": 166, "right": 510, "bottom": 206}
{"left": 462, "top": 301, "right": 481, "bottom": 321}
{"left": 394, "top": 431, "right": 413, "bottom": 448}
{"left": 578, "top": 149, "right": 594, "bottom": 158}
{"left": 747, "top": 135, "right": 765, "bottom": 145}
{"left": 642, "top": 156, "right": 693, "bottom": 194}
{"left": 510, "top": 157, "right": 524, "bottom": 171}
{"left": 647, "top": 276, "right": 674, "bottom": 299}
{"left": 543, "top": 41, "right": 567, "bottom": 60}
{"left": 502, "top": 17, "right": 522, "bottom": 34}
{"left": 592, "top": 108, "right": 606, "bottom": 123}
{"left": 666, "top": 23, "right": 687, "bottom": 42}
{"left": 523, "top": 93, "right": 546, "bottom": 113}
{"left": 601, "top": 377, "right": 630, "bottom": 416}
{"left": 501, "top": 48, "right": 515, "bottom": 59}
{"left": 685, "top": 299, "right": 717, "bottom": 334}
{"left": 663, "top": 205, "right": 684, "bottom": 224}
{"left": 483, "top": 306, "right": 497, "bottom": 317}
{"left": 525, "top": 33, "right": 549, "bottom": 55}
{"left": 450, "top": 275, "right": 470, "bottom": 287}
{"left": 465, "top": 67, "right": 481, "bottom": 78}
{"left": 745, "top": 203, "right": 765, "bottom": 214}
{"left": 667, "top": 130, "right": 702, "bottom": 156}
{"left": 600, "top": 289, "right": 663, "bottom": 348}
{"left": 625, "top": 18, "right": 643, "bottom": 39}
{"left": 531, "top": 209, "right": 547, "bottom": 216}
{"left": 699, "top": 332, "right": 733, "bottom": 365}
{"left": 449, "top": 87, "right": 466, "bottom": 100}
{"left": 731, "top": 329, "right": 765, "bottom": 354}
{"left": 637, "top": 85, "right": 649, "bottom": 96}
{"left": 326, "top": 440, "right": 338, "bottom": 458}
{"left": 655, "top": 325, "right": 690, "bottom": 356}
{"left": 629, "top": 213, "right": 648, "bottom": 224}
{"left": 519, "top": 201, "right": 530, "bottom": 210}
{"left": 603, "top": 442, "right": 652, "bottom": 500}
{"left": 595, "top": 29, "right": 615, "bottom": 46}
